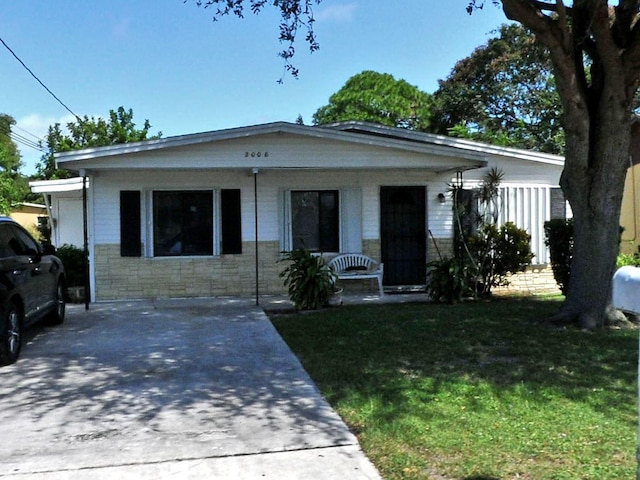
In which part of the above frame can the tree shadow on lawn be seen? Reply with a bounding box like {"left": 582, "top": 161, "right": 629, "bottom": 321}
{"left": 272, "top": 296, "right": 638, "bottom": 426}
{"left": 272, "top": 297, "right": 638, "bottom": 477}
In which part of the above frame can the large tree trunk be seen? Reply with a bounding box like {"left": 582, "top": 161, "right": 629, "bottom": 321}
{"left": 499, "top": 0, "right": 639, "bottom": 328}
{"left": 554, "top": 98, "right": 631, "bottom": 328}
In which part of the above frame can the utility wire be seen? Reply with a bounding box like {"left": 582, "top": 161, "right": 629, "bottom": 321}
{"left": 13, "top": 124, "right": 43, "bottom": 142}
{"left": 0, "top": 123, "right": 47, "bottom": 153}
{"left": 11, "top": 132, "right": 46, "bottom": 152}
{"left": 0, "top": 35, "right": 81, "bottom": 121}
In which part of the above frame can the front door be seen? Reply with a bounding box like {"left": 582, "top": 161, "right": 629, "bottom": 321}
{"left": 380, "top": 186, "right": 427, "bottom": 286}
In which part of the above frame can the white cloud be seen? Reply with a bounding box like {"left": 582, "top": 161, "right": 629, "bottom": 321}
{"left": 315, "top": 3, "right": 357, "bottom": 22}
{"left": 17, "top": 113, "right": 76, "bottom": 141}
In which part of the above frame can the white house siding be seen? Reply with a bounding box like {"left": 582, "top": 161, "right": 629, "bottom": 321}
{"left": 51, "top": 193, "right": 84, "bottom": 247}
{"left": 88, "top": 168, "right": 439, "bottom": 300}
{"left": 498, "top": 185, "right": 551, "bottom": 264}
{"left": 456, "top": 160, "right": 564, "bottom": 265}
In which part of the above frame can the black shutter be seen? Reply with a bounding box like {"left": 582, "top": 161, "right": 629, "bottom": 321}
{"left": 120, "top": 191, "right": 141, "bottom": 257}
{"left": 221, "top": 189, "right": 242, "bottom": 254}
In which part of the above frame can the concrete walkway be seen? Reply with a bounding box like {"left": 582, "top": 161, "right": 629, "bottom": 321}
{"left": 0, "top": 298, "right": 383, "bottom": 479}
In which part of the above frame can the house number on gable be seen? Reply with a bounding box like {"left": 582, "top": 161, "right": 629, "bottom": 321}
{"left": 245, "top": 151, "right": 269, "bottom": 158}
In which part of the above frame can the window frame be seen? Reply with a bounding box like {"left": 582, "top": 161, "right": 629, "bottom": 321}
{"left": 151, "top": 190, "right": 215, "bottom": 257}
{"left": 283, "top": 189, "right": 342, "bottom": 254}
{"left": 142, "top": 188, "right": 241, "bottom": 258}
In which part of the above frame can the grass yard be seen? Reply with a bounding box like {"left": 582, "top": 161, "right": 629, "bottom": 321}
{"left": 270, "top": 297, "right": 638, "bottom": 480}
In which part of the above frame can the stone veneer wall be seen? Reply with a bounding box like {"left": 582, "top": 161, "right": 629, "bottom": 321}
{"left": 494, "top": 266, "right": 561, "bottom": 295}
{"left": 362, "top": 239, "right": 381, "bottom": 261}
{"left": 93, "top": 239, "right": 560, "bottom": 300}
{"left": 427, "top": 237, "right": 454, "bottom": 263}
{"left": 93, "top": 241, "right": 284, "bottom": 301}
{"left": 426, "top": 238, "right": 559, "bottom": 295}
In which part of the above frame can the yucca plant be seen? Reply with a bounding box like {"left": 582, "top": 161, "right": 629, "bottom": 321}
{"left": 279, "top": 249, "right": 337, "bottom": 310}
{"left": 426, "top": 256, "right": 473, "bottom": 304}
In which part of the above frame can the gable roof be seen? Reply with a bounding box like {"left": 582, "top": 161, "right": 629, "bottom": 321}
{"left": 54, "top": 121, "right": 563, "bottom": 173}
{"left": 324, "top": 121, "right": 565, "bottom": 166}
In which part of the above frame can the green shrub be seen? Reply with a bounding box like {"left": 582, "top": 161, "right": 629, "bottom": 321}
{"left": 426, "top": 257, "right": 474, "bottom": 304}
{"left": 468, "top": 222, "right": 535, "bottom": 295}
{"left": 279, "top": 249, "right": 336, "bottom": 310}
{"left": 55, "top": 244, "right": 87, "bottom": 287}
{"left": 544, "top": 219, "right": 573, "bottom": 295}
{"left": 617, "top": 252, "right": 640, "bottom": 268}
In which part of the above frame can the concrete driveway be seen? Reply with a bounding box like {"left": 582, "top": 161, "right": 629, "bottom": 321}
{"left": 0, "top": 298, "right": 381, "bottom": 479}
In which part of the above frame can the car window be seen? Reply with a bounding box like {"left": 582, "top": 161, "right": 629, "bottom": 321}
{"left": 0, "top": 225, "right": 14, "bottom": 258}
{"left": 8, "top": 225, "right": 40, "bottom": 256}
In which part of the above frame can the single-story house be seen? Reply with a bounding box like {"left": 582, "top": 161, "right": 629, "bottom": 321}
{"left": 9, "top": 202, "right": 48, "bottom": 233}
{"left": 34, "top": 121, "right": 566, "bottom": 302}
{"left": 621, "top": 120, "right": 640, "bottom": 255}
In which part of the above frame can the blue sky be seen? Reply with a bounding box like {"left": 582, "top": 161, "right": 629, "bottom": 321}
{"left": 1, "top": 1, "right": 510, "bottom": 175}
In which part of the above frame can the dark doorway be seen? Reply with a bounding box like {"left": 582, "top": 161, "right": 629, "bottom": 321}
{"left": 380, "top": 186, "right": 427, "bottom": 286}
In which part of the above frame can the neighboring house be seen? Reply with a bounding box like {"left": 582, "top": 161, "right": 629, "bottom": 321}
{"left": 29, "top": 177, "right": 87, "bottom": 248}
{"left": 40, "top": 121, "right": 565, "bottom": 302}
{"left": 9, "top": 202, "right": 48, "bottom": 234}
{"left": 621, "top": 120, "right": 640, "bottom": 255}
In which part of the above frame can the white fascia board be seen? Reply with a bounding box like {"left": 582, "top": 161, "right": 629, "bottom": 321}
{"left": 29, "top": 177, "right": 88, "bottom": 193}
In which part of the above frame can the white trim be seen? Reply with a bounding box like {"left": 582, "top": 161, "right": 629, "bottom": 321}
{"left": 29, "top": 177, "right": 89, "bottom": 193}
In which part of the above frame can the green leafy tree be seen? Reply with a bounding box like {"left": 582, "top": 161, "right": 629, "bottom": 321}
{"left": 194, "top": 0, "right": 640, "bottom": 328}
{"left": 431, "top": 23, "right": 564, "bottom": 154}
{"left": 312, "top": 71, "right": 432, "bottom": 130}
{"left": 0, "top": 114, "right": 29, "bottom": 214}
{"left": 36, "top": 106, "right": 161, "bottom": 180}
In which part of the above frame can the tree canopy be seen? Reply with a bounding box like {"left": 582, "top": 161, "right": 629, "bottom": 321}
{"left": 432, "top": 23, "right": 564, "bottom": 155}
{"left": 36, "top": 106, "right": 161, "bottom": 180}
{"left": 312, "top": 71, "right": 432, "bottom": 130}
{"left": 0, "top": 114, "right": 29, "bottom": 214}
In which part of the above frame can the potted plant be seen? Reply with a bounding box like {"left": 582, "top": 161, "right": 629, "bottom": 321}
{"left": 279, "top": 249, "right": 337, "bottom": 310}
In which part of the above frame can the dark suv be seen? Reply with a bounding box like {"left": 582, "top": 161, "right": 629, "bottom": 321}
{"left": 0, "top": 217, "right": 65, "bottom": 366}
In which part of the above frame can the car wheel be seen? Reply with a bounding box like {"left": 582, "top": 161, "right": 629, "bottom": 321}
{"left": 0, "top": 302, "right": 22, "bottom": 366}
{"left": 45, "top": 280, "right": 66, "bottom": 326}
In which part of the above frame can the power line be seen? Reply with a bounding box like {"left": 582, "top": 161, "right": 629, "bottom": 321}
{"left": 13, "top": 124, "right": 43, "bottom": 142}
{"left": 0, "top": 123, "right": 47, "bottom": 153}
{"left": 11, "top": 132, "right": 46, "bottom": 152}
{"left": 11, "top": 125, "right": 48, "bottom": 152}
{"left": 0, "top": 35, "right": 80, "bottom": 121}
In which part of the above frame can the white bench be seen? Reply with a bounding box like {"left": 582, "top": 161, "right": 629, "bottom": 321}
{"left": 327, "top": 253, "right": 384, "bottom": 296}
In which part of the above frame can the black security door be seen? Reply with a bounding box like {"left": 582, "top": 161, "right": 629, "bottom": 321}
{"left": 380, "top": 186, "right": 427, "bottom": 286}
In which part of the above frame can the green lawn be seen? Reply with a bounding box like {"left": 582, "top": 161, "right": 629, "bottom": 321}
{"left": 270, "top": 297, "right": 638, "bottom": 480}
